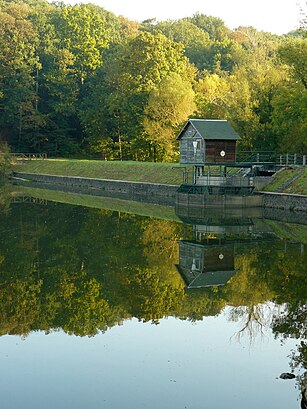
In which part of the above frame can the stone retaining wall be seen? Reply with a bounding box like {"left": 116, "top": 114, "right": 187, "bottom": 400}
{"left": 12, "top": 172, "right": 178, "bottom": 206}
{"left": 259, "top": 191, "right": 307, "bottom": 212}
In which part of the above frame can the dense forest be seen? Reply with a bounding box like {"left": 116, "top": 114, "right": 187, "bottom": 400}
{"left": 0, "top": 0, "right": 306, "bottom": 161}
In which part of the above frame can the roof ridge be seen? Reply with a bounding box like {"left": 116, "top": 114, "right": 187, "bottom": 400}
{"left": 190, "top": 119, "right": 227, "bottom": 122}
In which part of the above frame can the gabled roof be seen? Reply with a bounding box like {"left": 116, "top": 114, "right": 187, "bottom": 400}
{"left": 176, "top": 119, "right": 241, "bottom": 141}
{"left": 176, "top": 265, "right": 237, "bottom": 288}
{"left": 187, "top": 270, "right": 237, "bottom": 288}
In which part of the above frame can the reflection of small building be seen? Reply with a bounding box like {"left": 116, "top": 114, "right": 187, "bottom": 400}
{"left": 176, "top": 241, "right": 237, "bottom": 289}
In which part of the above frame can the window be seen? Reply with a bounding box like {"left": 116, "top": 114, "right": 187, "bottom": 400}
{"left": 193, "top": 139, "right": 202, "bottom": 153}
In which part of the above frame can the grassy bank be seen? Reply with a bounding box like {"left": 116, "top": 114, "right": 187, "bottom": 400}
{"left": 263, "top": 168, "right": 307, "bottom": 195}
{"left": 14, "top": 159, "right": 183, "bottom": 185}
{"left": 13, "top": 159, "right": 307, "bottom": 194}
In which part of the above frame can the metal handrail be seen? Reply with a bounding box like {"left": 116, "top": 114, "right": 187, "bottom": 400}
{"left": 0, "top": 153, "right": 47, "bottom": 160}
{"left": 182, "top": 170, "right": 254, "bottom": 187}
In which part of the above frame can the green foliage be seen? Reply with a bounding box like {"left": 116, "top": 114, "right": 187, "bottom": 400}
{"left": 272, "top": 83, "right": 306, "bottom": 152}
{"left": 0, "top": 199, "right": 306, "bottom": 345}
{"left": 0, "top": 142, "right": 12, "bottom": 174}
{"left": 143, "top": 19, "right": 212, "bottom": 70}
{"left": 0, "top": 2, "right": 40, "bottom": 148}
{"left": 81, "top": 31, "right": 195, "bottom": 160}
{"left": 187, "top": 13, "right": 230, "bottom": 41}
{"left": 0, "top": 1, "right": 306, "bottom": 157}
{"left": 278, "top": 38, "right": 307, "bottom": 88}
{"left": 143, "top": 73, "right": 196, "bottom": 160}
{"left": 58, "top": 4, "right": 110, "bottom": 82}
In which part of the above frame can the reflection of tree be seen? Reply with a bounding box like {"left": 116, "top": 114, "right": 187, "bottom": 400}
{"left": 269, "top": 249, "right": 307, "bottom": 372}
{"left": 229, "top": 304, "right": 282, "bottom": 343}
{"left": 0, "top": 203, "right": 186, "bottom": 334}
{"left": 56, "top": 271, "right": 126, "bottom": 337}
{"left": 0, "top": 184, "right": 14, "bottom": 215}
{"left": 124, "top": 268, "right": 184, "bottom": 323}
{"left": 179, "top": 287, "right": 227, "bottom": 322}
{"left": 0, "top": 276, "right": 42, "bottom": 336}
{"left": 222, "top": 241, "right": 306, "bottom": 356}
{"left": 0, "top": 200, "right": 306, "bottom": 344}
{"left": 273, "top": 302, "right": 307, "bottom": 370}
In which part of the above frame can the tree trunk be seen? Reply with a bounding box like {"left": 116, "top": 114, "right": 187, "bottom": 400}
{"left": 18, "top": 106, "right": 22, "bottom": 149}
{"left": 118, "top": 131, "right": 123, "bottom": 161}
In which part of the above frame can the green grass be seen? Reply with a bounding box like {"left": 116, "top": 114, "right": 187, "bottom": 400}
{"left": 263, "top": 168, "right": 307, "bottom": 195}
{"left": 14, "top": 159, "right": 183, "bottom": 185}
{"left": 265, "top": 220, "right": 307, "bottom": 244}
{"left": 14, "top": 159, "right": 307, "bottom": 195}
{"left": 283, "top": 170, "right": 307, "bottom": 195}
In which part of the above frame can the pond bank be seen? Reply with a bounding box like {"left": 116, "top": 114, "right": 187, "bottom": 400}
{"left": 12, "top": 172, "right": 307, "bottom": 212}
{"left": 12, "top": 172, "right": 178, "bottom": 206}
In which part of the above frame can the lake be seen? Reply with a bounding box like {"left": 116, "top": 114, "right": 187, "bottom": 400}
{"left": 0, "top": 189, "right": 306, "bottom": 409}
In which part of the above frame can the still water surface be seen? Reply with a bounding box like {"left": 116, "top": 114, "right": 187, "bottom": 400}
{"left": 0, "top": 195, "right": 306, "bottom": 408}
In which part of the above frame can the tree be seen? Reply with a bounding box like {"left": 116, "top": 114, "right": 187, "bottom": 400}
{"left": 269, "top": 37, "right": 307, "bottom": 152}
{"left": 57, "top": 4, "right": 111, "bottom": 84}
{"left": 143, "top": 73, "right": 196, "bottom": 161}
{"left": 0, "top": 2, "right": 40, "bottom": 149}
{"left": 187, "top": 13, "right": 230, "bottom": 41}
{"left": 278, "top": 38, "right": 307, "bottom": 89}
{"left": 271, "top": 82, "right": 307, "bottom": 152}
{"left": 143, "top": 19, "right": 212, "bottom": 70}
{"left": 82, "top": 31, "right": 195, "bottom": 160}
{"left": 195, "top": 73, "right": 229, "bottom": 118}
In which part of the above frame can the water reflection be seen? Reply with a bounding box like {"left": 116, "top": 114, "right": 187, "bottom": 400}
{"left": 0, "top": 188, "right": 306, "bottom": 377}
{"left": 177, "top": 239, "right": 237, "bottom": 289}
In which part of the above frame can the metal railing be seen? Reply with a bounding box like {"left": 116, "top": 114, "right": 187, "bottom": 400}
{"left": 0, "top": 153, "right": 47, "bottom": 160}
{"left": 236, "top": 151, "right": 306, "bottom": 166}
{"left": 11, "top": 196, "right": 48, "bottom": 205}
{"left": 183, "top": 170, "right": 254, "bottom": 188}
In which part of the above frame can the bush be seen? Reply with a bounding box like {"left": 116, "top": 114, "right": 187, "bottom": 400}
{"left": 0, "top": 143, "right": 13, "bottom": 175}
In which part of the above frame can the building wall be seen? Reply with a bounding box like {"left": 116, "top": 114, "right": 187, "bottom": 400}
{"left": 179, "top": 136, "right": 205, "bottom": 164}
{"left": 179, "top": 135, "right": 236, "bottom": 165}
{"left": 205, "top": 140, "right": 236, "bottom": 163}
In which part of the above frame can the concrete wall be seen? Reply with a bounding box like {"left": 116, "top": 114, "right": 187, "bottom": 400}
{"left": 12, "top": 172, "right": 178, "bottom": 206}
{"left": 253, "top": 176, "right": 273, "bottom": 190}
{"left": 259, "top": 191, "right": 307, "bottom": 212}
{"left": 176, "top": 191, "right": 263, "bottom": 208}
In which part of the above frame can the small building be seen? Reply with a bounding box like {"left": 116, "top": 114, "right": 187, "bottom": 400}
{"left": 175, "top": 118, "right": 258, "bottom": 201}
{"left": 176, "top": 119, "right": 241, "bottom": 165}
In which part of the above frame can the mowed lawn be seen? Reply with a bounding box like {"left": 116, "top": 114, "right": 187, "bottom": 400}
{"left": 13, "top": 158, "right": 307, "bottom": 194}
{"left": 14, "top": 159, "right": 184, "bottom": 185}
{"left": 263, "top": 168, "right": 307, "bottom": 195}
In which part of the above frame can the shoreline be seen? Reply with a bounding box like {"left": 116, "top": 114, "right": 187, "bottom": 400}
{"left": 11, "top": 171, "right": 307, "bottom": 213}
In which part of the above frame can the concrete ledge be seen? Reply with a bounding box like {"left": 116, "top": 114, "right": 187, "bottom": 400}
{"left": 12, "top": 172, "right": 178, "bottom": 206}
